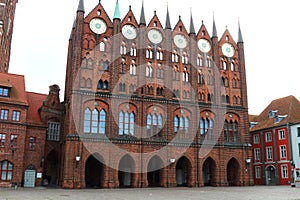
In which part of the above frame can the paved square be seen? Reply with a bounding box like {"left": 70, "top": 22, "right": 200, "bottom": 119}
{"left": 1, "top": 186, "right": 300, "bottom": 200}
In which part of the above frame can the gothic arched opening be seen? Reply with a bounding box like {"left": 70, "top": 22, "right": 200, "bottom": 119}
{"left": 176, "top": 156, "right": 192, "bottom": 186}
{"left": 85, "top": 153, "right": 105, "bottom": 188}
{"left": 118, "top": 155, "right": 135, "bottom": 188}
{"left": 202, "top": 157, "right": 216, "bottom": 186}
{"left": 147, "top": 156, "right": 164, "bottom": 187}
{"left": 44, "top": 150, "right": 59, "bottom": 186}
{"left": 227, "top": 158, "right": 240, "bottom": 186}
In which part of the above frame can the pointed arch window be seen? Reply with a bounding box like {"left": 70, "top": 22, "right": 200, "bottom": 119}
{"left": 224, "top": 120, "right": 239, "bottom": 142}
{"left": 91, "top": 109, "right": 99, "bottom": 133}
{"left": 130, "top": 60, "right": 137, "bottom": 75}
{"left": 84, "top": 108, "right": 91, "bottom": 133}
{"left": 173, "top": 66, "right": 180, "bottom": 80}
{"left": 99, "top": 110, "right": 106, "bottom": 134}
{"left": 119, "top": 111, "right": 135, "bottom": 135}
{"left": 174, "top": 116, "right": 179, "bottom": 132}
{"left": 146, "top": 47, "right": 153, "bottom": 59}
{"left": 146, "top": 62, "right": 153, "bottom": 77}
{"left": 120, "top": 42, "right": 127, "bottom": 55}
{"left": 200, "top": 117, "right": 214, "bottom": 138}
{"left": 172, "top": 50, "right": 179, "bottom": 63}
{"left": 100, "top": 42, "right": 105, "bottom": 52}
{"left": 197, "top": 54, "right": 203, "bottom": 66}
{"left": 130, "top": 43, "right": 137, "bottom": 57}
{"left": 84, "top": 108, "right": 106, "bottom": 134}
{"left": 231, "top": 61, "right": 235, "bottom": 71}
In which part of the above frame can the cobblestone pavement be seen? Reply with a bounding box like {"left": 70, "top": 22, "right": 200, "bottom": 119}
{"left": 1, "top": 186, "right": 300, "bottom": 200}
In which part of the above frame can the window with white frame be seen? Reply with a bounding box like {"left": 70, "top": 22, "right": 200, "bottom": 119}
{"left": 253, "top": 135, "right": 260, "bottom": 144}
{"left": 281, "top": 165, "right": 288, "bottom": 178}
{"left": 255, "top": 166, "right": 261, "bottom": 179}
{"left": 297, "top": 127, "right": 300, "bottom": 137}
{"left": 266, "top": 147, "right": 272, "bottom": 160}
{"left": 280, "top": 145, "right": 287, "bottom": 159}
{"left": 0, "top": 160, "right": 13, "bottom": 181}
{"left": 265, "top": 132, "right": 272, "bottom": 142}
{"left": 47, "top": 122, "right": 60, "bottom": 141}
{"left": 254, "top": 148, "right": 260, "bottom": 161}
{"left": 298, "top": 143, "right": 300, "bottom": 157}
{"left": 279, "top": 130, "right": 285, "bottom": 140}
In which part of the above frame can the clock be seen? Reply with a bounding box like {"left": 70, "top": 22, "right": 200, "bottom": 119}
{"left": 174, "top": 34, "right": 187, "bottom": 49}
{"left": 122, "top": 24, "right": 137, "bottom": 40}
{"left": 147, "top": 29, "right": 163, "bottom": 44}
{"left": 89, "top": 18, "right": 107, "bottom": 34}
{"left": 222, "top": 43, "right": 235, "bottom": 58}
{"left": 198, "top": 39, "right": 211, "bottom": 53}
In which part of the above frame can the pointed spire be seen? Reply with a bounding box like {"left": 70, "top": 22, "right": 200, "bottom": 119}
{"left": 140, "top": 0, "right": 146, "bottom": 25}
{"left": 113, "top": 0, "right": 121, "bottom": 20}
{"left": 189, "top": 9, "right": 195, "bottom": 34}
{"left": 77, "top": 0, "right": 85, "bottom": 13}
{"left": 238, "top": 19, "right": 244, "bottom": 43}
{"left": 165, "top": 4, "right": 171, "bottom": 29}
{"left": 212, "top": 13, "right": 217, "bottom": 37}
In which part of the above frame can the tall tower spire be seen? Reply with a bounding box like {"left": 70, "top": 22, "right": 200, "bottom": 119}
{"left": 212, "top": 13, "right": 217, "bottom": 37}
{"left": 189, "top": 10, "right": 195, "bottom": 34}
{"left": 77, "top": 0, "right": 85, "bottom": 13}
{"left": 113, "top": 0, "right": 121, "bottom": 20}
{"left": 140, "top": 0, "right": 146, "bottom": 26}
{"left": 165, "top": 4, "right": 171, "bottom": 29}
{"left": 238, "top": 20, "right": 244, "bottom": 43}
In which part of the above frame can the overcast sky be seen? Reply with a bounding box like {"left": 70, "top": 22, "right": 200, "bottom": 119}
{"left": 9, "top": 0, "right": 300, "bottom": 115}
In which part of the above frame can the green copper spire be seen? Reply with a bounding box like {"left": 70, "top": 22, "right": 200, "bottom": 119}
{"left": 113, "top": 0, "right": 121, "bottom": 20}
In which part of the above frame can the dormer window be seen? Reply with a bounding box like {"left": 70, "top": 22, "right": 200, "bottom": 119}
{"left": 0, "top": 87, "right": 9, "bottom": 97}
{"left": 250, "top": 122, "right": 258, "bottom": 128}
{"left": 268, "top": 110, "right": 277, "bottom": 118}
{"left": 274, "top": 115, "right": 287, "bottom": 123}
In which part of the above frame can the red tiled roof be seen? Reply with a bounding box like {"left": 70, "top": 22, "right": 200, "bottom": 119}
{"left": 250, "top": 95, "right": 300, "bottom": 132}
{"left": 0, "top": 72, "right": 28, "bottom": 105}
{"left": 249, "top": 114, "right": 258, "bottom": 122}
{"left": 26, "top": 92, "right": 47, "bottom": 125}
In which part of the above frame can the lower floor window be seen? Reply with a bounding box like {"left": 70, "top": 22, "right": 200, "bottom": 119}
{"left": 281, "top": 165, "right": 288, "bottom": 179}
{"left": 0, "top": 160, "right": 13, "bottom": 181}
{"left": 255, "top": 166, "right": 261, "bottom": 179}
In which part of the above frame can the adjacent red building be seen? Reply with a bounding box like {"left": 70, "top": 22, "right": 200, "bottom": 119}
{"left": 0, "top": 72, "right": 64, "bottom": 187}
{"left": 250, "top": 96, "right": 300, "bottom": 185}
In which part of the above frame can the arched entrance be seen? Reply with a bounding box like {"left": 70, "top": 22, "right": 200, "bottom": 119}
{"left": 118, "top": 155, "right": 135, "bottom": 187}
{"left": 176, "top": 156, "right": 192, "bottom": 186}
{"left": 265, "top": 165, "right": 276, "bottom": 185}
{"left": 44, "top": 150, "right": 59, "bottom": 185}
{"left": 85, "top": 153, "right": 105, "bottom": 188}
{"left": 227, "top": 158, "right": 240, "bottom": 186}
{"left": 202, "top": 157, "right": 216, "bottom": 186}
{"left": 147, "top": 156, "right": 164, "bottom": 187}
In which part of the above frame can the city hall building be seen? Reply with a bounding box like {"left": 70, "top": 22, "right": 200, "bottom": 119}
{"left": 0, "top": 0, "right": 253, "bottom": 188}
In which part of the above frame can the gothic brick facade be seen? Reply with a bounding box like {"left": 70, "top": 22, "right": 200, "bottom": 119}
{"left": 60, "top": 0, "right": 253, "bottom": 189}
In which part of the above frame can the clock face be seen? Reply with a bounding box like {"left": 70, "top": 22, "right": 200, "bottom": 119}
{"left": 147, "top": 29, "right": 163, "bottom": 44}
{"left": 198, "top": 39, "right": 211, "bottom": 53}
{"left": 89, "top": 18, "right": 107, "bottom": 34}
{"left": 122, "top": 24, "right": 137, "bottom": 40}
{"left": 222, "top": 43, "right": 235, "bottom": 58}
{"left": 174, "top": 34, "right": 187, "bottom": 49}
